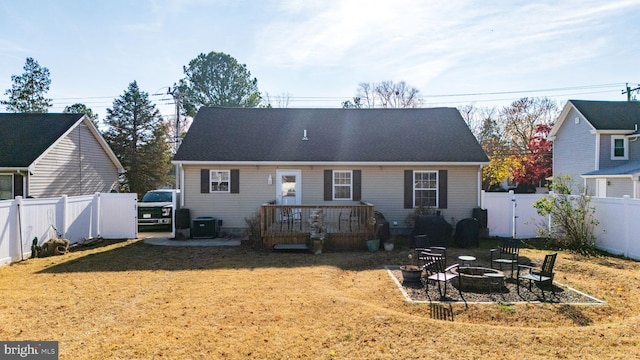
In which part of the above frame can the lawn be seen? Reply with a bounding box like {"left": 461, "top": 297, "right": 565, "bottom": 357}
{"left": 1, "top": 238, "right": 639, "bottom": 359}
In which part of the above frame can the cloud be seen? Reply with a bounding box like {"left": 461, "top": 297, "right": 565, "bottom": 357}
{"left": 255, "top": 0, "right": 640, "bottom": 88}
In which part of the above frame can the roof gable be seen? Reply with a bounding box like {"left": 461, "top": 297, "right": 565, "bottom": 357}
{"left": 174, "top": 108, "right": 489, "bottom": 164}
{"left": 0, "top": 113, "right": 84, "bottom": 168}
{"left": 0, "top": 113, "right": 124, "bottom": 172}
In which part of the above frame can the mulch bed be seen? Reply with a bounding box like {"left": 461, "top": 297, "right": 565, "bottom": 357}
{"left": 386, "top": 266, "right": 605, "bottom": 304}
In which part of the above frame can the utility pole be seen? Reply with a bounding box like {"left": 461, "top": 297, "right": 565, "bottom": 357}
{"left": 167, "top": 85, "right": 181, "bottom": 190}
{"left": 622, "top": 83, "right": 640, "bottom": 101}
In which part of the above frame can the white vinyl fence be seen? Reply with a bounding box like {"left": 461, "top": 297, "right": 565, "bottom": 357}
{"left": 482, "top": 191, "right": 640, "bottom": 260}
{"left": 0, "top": 193, "right": 137, "bottom": 266}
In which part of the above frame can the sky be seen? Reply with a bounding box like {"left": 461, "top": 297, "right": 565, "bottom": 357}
{"left": 1, "top": 0, "right": 639, "bottom": 122}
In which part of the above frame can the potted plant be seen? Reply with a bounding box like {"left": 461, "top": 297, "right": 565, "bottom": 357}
{"left": 383, "top": 237, "right": 395, "bottom": 251}
{"left": 365, "top": 215, "right": 379, "bottom": 251}
{"left": 400, "top": 250, "right": 422, "bottom": 282}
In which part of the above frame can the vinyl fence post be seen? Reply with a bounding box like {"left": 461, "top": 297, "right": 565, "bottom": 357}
{"left": 623, "top": 195, "right": 630, "bottom": 258}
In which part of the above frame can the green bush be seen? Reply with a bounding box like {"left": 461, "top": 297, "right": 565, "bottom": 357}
{"left": 533, "top": 175, "right": 598, "bottom": 255}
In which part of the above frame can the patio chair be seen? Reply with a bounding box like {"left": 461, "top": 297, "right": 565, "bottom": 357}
{"left": 517, "top": 252, "right": 557, "bottom": 300}
{"left": 489, "top": 238, "right": 521, "bottom": 276}
{"left": 422, "top": 252, "right": 461, "bottom": 300}
{"left": 417, "top": 246, "right": 447, "bottom": 269}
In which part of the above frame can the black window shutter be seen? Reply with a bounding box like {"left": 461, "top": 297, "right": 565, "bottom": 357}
{"left": 13, "top": 174, "right": 23, "bottom": 197}
{"left": 230, "top": 169, "right": 240, "bottom": 193}
{"left": 404, "top": 170, "right": 413, "bottom": 209}
{"left": 438, "top": 170, "right": 448, "bottom": 209}
{"left": 324, "top": 170, "right": 332, "bottom": 201}
{"left": 200, "top": 169, "right": 209, "bottom": 193}
{"left": 353, "top": 170, "right": 361, "bottom": 201}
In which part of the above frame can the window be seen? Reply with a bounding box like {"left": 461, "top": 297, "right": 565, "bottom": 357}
{"left": 333, "top": 170, "right": 352, "bottom": 200}
{"left": 414, "top": 171, "right": 438, "bottom": 207}
{"left": 0, "top": 175, "right": 12, "bottom": 200}
{"left": 210, "top": 170, "right": 230, "bottom": 192}
{"left": 611, "top": 136, "right": 628, "bottom": 160}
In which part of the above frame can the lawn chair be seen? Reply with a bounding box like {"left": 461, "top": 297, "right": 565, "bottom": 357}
{"left": 517, "top": 252, "right": 557, "bottom": 300}
{"left": 489, "top": 238, "right": 521, "bottom": 276}
{"left": 422, "top": 252, "right": 461, "bottom": 300}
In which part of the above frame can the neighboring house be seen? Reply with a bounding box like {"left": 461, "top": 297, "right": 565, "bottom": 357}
{"left": 549, "top": 100, "right": 640, "bottom": 198}
{"left": 0, "top": 113, "right": 125, "bottom": 200}
{"left": 173, "top": 108, "right": 489, "bottom": 241}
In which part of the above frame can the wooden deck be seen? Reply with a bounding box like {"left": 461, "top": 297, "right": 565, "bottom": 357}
{"left": 259, "top": 203, "right": 375, "bottom": 251}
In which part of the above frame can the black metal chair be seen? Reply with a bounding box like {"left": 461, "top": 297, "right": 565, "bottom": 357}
{"left": 489, "top": 238, "right": 521, "bottom": 276}
{"left": 517, "top": 252, "right": 558, "bottom": 300}
{"left": 422, "top": 252, "right": 461, "bottom": 300}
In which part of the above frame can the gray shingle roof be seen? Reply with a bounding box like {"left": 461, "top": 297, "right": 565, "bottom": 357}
{"left": 570, "top": 100, "right": 640, "bottom": 130}
{"left": 0, "top": 113, "right": 84, "bottom": 168}
{"left": 583, "top": 161, "right": 640, "bottom": 176}
{"left": 174, "top": 108, "right": 488, "bottom": 163}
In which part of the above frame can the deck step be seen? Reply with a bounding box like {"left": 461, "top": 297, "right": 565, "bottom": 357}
{"left": 273, "top": 244, "right": 309, "bottom": 251}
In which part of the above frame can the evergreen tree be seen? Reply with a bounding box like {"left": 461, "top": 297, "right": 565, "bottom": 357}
{"left": 103, "top": 81, "right": 172, "bottom": 196}
{"left": 2, "top": 57, "right": 52, "bottom": 113}
{"left": 64, "top": 103, "right": 99, "bottom": 126}
{"left": 178, "top": 51, "right": 261, "bottom": 116}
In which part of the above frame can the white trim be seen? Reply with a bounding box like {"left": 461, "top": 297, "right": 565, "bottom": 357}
{"left": 332, "top": 170, "right": 353, "bottom": 200}
{"left": 595, "top": 133, "right": 600, "bottom": 170}
{"left": 611, "top": 135, "right": 629, "bottom": 160}
{"left": 582, "top": 174, "right": 637, "bottom": 179}
{"left": 413, "top": 170, "right": 438, "bottom": 208}
{"left": 173, "top": 160, "right": 488, "bottom": 166}
{"left": 209, "top": 170, "right": 231, "bottom": 193}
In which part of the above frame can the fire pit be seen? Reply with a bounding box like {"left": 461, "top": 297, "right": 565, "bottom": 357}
{"left": 452, "top": 266, "right": 504, "bottom": 292}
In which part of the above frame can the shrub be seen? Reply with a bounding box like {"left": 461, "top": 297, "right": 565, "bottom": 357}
{"left": 533, "top": 175, "right": 598, "bottom": 255}
{"left": 244, "top": 210, "right": 262, "bottom": 249}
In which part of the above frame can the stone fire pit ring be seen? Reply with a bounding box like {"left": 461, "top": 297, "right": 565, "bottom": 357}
{"left": 452, "top": 266, "right": 505, "bottom": 292}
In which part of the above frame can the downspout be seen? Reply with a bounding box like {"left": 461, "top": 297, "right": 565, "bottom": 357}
{"left": 478, "top": 164, "right": 483, "bottom": 207}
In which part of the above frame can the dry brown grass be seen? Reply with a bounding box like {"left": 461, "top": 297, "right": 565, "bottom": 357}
{"left": 1, "top": 238, "right": 639, "bottom": 359}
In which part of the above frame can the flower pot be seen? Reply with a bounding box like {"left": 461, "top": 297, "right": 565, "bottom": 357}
{"left": 366, "top": 239, "right": 379, "bottom": 252}
{"left": 383, "top": 242, "right": 394, "bottom": 251}
{"left": 312, "top": 239, "right": 323, "bottom": 254}
{"left": 400, "top": 265, "right": 422, "bottom": 283}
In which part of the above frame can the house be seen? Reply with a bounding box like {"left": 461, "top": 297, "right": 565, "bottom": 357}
{"left": 173, "top": 107, "right": 489, "bottom": 248}
{"left": 549, "top": 100, "right": 640, "bottom": 198}
{"left": 0, "top": 113, "right": 124, "bottom": 199}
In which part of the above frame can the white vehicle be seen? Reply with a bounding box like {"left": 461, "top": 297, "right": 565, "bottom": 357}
{"left": 137, "top": 189, "right": 177, "bottom": 229}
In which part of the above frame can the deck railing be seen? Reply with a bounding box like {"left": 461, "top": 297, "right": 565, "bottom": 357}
{"left": 259, "top": 202, "right": 375, "bottom": 250}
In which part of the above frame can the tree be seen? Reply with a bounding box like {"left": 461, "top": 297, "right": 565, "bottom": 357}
{"left": 2, "top": 57, "right": 52, "bottom": 113}
{"left": 178, "top": 51, "right": 261, "bottom": 116}
{"left": 512, "top": 123, "right": 553, "bottom": 186}
{"left": 500, "top": 97, "right": 558, "bottom": 154}
{"left": 64, "top": 103, "right": 99, "bottom": 126}
{"left": 344, "top": 81, "right": 422, "bottom": 108}
{"left": 102, "top": 81, "right": 172, "bottom": 196}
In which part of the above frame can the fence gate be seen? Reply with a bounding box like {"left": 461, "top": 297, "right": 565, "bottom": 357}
{"left": 99, "top": 193, "right": 137, "bottom": 239}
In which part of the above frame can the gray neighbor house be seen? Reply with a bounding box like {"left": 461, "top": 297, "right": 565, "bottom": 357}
{"left": 0, "top": 113, "right": 124, "bottom": 200}
{"left": 550, "top": 100, "right": 640, "bottom": 198}
{"left": 173, "top": 107, "right": 489, "bottom": 249}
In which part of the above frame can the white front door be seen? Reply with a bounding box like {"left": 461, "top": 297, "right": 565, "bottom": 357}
{"left": 276, "top": 170, "right": 302, "bottom": 205}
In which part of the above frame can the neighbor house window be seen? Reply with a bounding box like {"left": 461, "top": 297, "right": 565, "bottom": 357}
{"left": 0, "top": 175, "right": 12, "bottom": 200}
{"left": 414, "top": 171, "right": 438, "bottom": 207}
{"left": 210, "top": 170, "right": 230, "bottom": 192}
{"left": 611, "top": 136, "right": 628, "bottom": 160}
{"left": 333, "top": 170, "right": 352, "bottom": 200}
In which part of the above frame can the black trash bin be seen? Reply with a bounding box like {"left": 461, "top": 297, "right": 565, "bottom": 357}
{"left": 175, "top": 208, "right": 191, "bottom": 230}
{"left": 374, "top": 211, "right": 390, "bottom": 247}
{"left": 472, "top": 207, "right": 488, "bottom": 229}
{"left": 454, "top": 218, "right": 480, "bottom": 248}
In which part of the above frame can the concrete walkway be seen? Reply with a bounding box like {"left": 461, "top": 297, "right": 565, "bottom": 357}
{"left": 141, "top": 232, "right": 241, "bottom": 247}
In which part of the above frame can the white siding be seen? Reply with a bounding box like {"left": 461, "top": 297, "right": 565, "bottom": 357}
{"left": 553, "top": 107, "right": 596, "bottom": 191}
{"left": 182, "top": 164, "right": 481, "bottom": 233}
{"left": 30, "top": 123, "right": 119, "bottom": 198}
